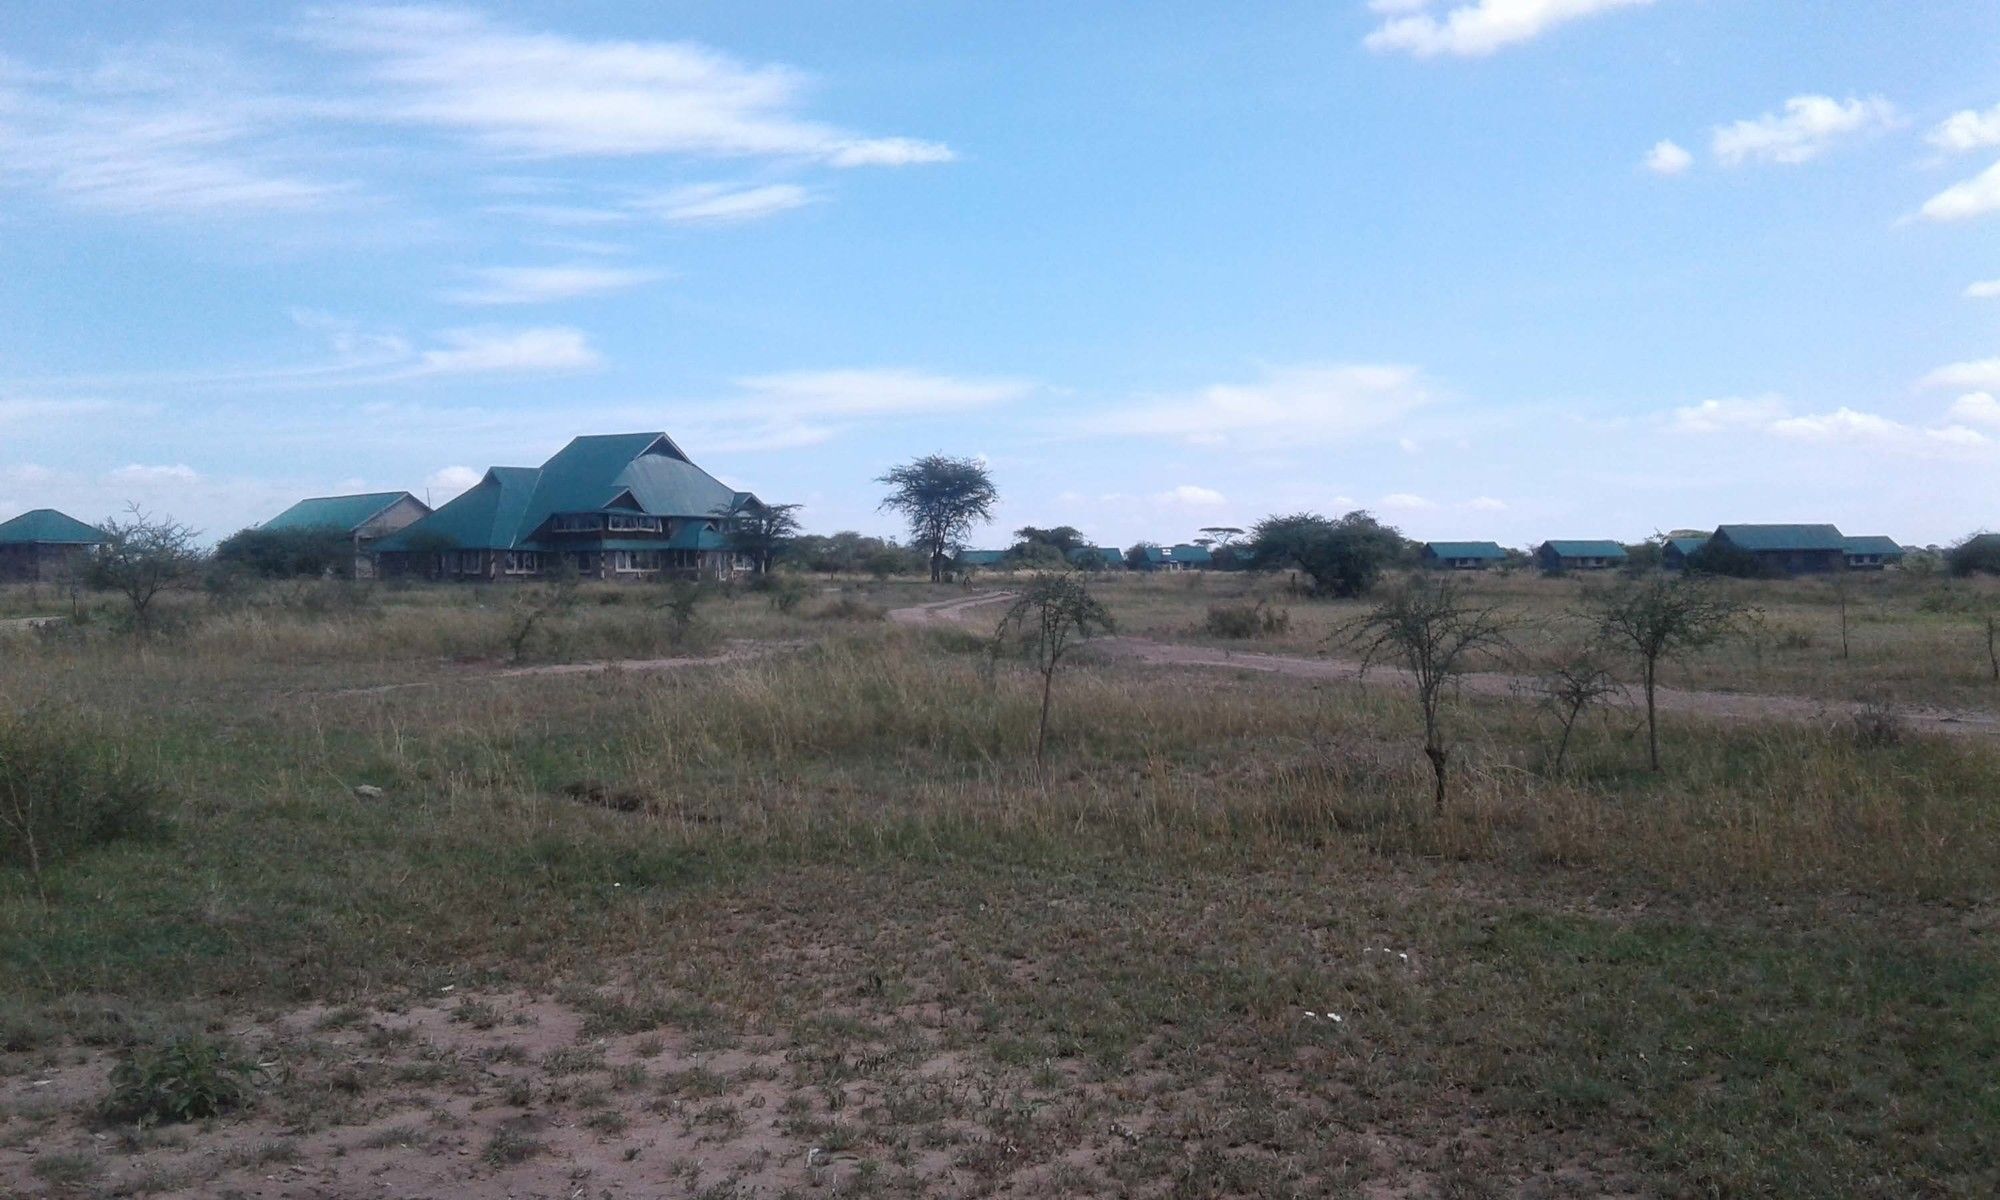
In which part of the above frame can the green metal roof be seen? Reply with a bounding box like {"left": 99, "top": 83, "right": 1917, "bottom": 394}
{"left": 1424, "top": 541, "right": 1507, "bottom": 559}
{"left": 262, "top": 491, "right": 418, "bottom": 534}
{"left": 1540, "top": 539, "right": 1627, "bottom": 559}
{"left": 0, "top": 508, "right": 104, "bottom": 546}
{"left": 1171, "top": 543, "right": 1213, "bottom": 564}
{"left": 1069, "top": 546, "right": 1123, "bottom": 566}
{"left": 377, "top": 433, "right": 749, "bottom": 552}
{"left": 1714, "top": 524, "right": 1846, "bottom": 552}
{"left": 955, "top": 549, "right": 1009, "bottom": 566}
{"left": 1665, "top": 535, "right": 1709, "bottom": 556}
{"left": 1842, "top": 535, "right": 1904, "bottom": 557}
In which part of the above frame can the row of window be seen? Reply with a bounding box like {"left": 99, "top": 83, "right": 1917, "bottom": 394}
{"left": 548, "top": 513, "right": 668, "bottom": 533}
{"left": 451, "top": 549, "right": 719, "bottom": 574}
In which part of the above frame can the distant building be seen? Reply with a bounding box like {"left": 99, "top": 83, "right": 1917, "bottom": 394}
{"left": 1132, "top": 544, "right": 1212, "bottom": 572}
{"left": 0, "top": 509, "right": 103, "bottom": 584}
{"left": 1661, "top": 535, "right": 1709, "bottom": 571}
{"left": 1421, "top": 541, "right": 1507, "bottom": 570}
{"left": 954, "top": 549, "right": 1010, "bottom": 570}
{"left": 1171, "top": 543, "right": 1214, "bottom": 569}
{"left": 1707, "top": 524, "right": 1847, "bottom": 575}
{"left": 261, "top": 491, "right": 431, "bottom": 579}
{"left": 1535, "top": 540, "right": 1627, "bottom": 572}
{"left": 1841, "top": 535, "right": 1905, "bottom": 570}
{"left": 376, "top": 433, "right": 760, "bottom": 581}
{"left": 1068, "top": 546, "right": 1125, "bottom": 570}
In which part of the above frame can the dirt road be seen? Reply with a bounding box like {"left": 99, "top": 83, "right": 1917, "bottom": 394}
{"left": 887, "top": 592, "right": 2000, "bottom": 740}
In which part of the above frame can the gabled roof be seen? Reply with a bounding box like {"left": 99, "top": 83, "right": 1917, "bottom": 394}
{"left": 1069, "top": 546, "right": 1123, "bottom": 567}
{"left": 1665, "top": 535, "right": 1709, "bottom": 556}
{"left": 1424, "top": 541, "right": 1506, "bottom": 560}
{"left": 1171, "top": 543, "right": 1213, "bottom": 565}
{"left": 378, "top": 433, "right": 747, "bottom": 552}
{"left": 1714, "top": 524, "right": 1846, "bottom": 552}
{"left": 1842, "top": 535, "right": 1904, "bottom": 557}
{"left": 1540, "top": 539, "right": 1627, "bottom": 559}
{"left": 0, "top": 508, "right": 104, "bottom": 546}
{"left": 262, "top": 491, "right": 422, "bottom": 534}
{"left": 955, "top": 549, "right": 1009, "bottom": 567}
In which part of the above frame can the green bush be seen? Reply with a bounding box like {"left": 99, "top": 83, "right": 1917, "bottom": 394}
{"left": 102, "top": 1032, "right": 259, "bottom": 1127}
{"left": 0, "top": 709, "right": 163, "bottom": 873}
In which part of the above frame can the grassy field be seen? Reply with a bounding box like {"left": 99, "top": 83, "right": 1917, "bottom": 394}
{"left": 2, "top": 572, "right": 1997, "bottom": 1197}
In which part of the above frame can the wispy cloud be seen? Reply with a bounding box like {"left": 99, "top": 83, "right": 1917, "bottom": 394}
{"left": 1965, "top": 280, "right": 2000, "bottom": 300}
{"left": 1667, "top": 392, "right": 1993, "bottom": 458}
{"left": 640, "top": 182, "right": 816, "bottom": 224}
{"left": 443, "top": 264, "right": 663, "bottom": 305}
{"left": 1947, "top": 392, "right": 2000, "bottom": 428}
{"left": 1927, "top": 103, "right": 2000, "bottom": 155}
{"left": 1665, "top": 394, "right": 1790, "bottom": 434}
{"left": 1917, "top": 160, "right": 2000, "bottom": 223}
{"left": 728, "top": 368, "right": 1032, "bottom": 417}
{"left": 1363, "top": 0, "right": 1655, "bottom": 59}
{"left": 1075, "top": 363, "right": 1434, "bottom": 448}
{"left": 1710, "top": 95, "right": 1897, "bottom": 167}
{"left": 408, "top": 327, "right": 601, "bottom": 376}
{"left": 299, "top": 5, "right": 953, "bottom": 167}
{"left": 1921, "top": 357, "right": 2000, "bottom": 390}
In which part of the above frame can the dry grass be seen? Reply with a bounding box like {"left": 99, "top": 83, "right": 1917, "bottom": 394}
{"left": 1, "top": 575, "right": 1996, "bottom": 1196}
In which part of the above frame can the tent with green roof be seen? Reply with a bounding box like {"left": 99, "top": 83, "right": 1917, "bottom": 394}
{"left": 1535, "top": 539, "right": 1627, "bottom": 572}
{"left": 1420, "top": 541, "right": 1507, "bottom": 570}
{"left": 0, "top": 508, "right": 104, "bottom": 583}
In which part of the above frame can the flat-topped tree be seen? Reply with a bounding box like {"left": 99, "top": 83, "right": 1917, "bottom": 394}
{"left": 878, "top": 455, "right": 998, "bottom": 583}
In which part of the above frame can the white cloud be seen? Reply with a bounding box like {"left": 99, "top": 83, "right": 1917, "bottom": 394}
{"left": 1965, "top": 280, "right": 2000, "bottom": 299}
{"left": 1363, "top": 0, "right": 1655, "bottom": 59}
{"left": 301, "top": 5, "right": 953, "bottom": 167}
{"left": 422, "top": 464, "right": 482, "bottom": 500}
{"left": 1075, "top": 363, "right": 1434, "bottom": 448}
{"left": 443, "top": 265, "right": 662, "bottom": 305}
{"left": 1918, "top": 160, "right": 2000, "bottom": 223}
{"left": 640, "top": 182, "right": 815, "bottom": 224}
{"left": 1768, "top": 407, "right": 1990, "bottom": 453}
{"left": 1921, "top": 358, "right": 2000, "bottom": 390}
{"left": 728, "top": 368, "right": 1031, "bottom": 417}
{"left": 1665, "top": 394, "right": 1790, "bottom": 434}
{"left": 1464, "top": 496, "right": 1508, "bottom": 511}
{"left": 1947, "top": 392, "right": 2000, "bottom": 428}
{"left": 410, "top": 327, "right": 601, "bottom": 376}
{"left": 0, "top": 397, "right": 121, "bottom": 426}
{"left": 1928, "top": 104, "right": 2000, "bottom": 155}
{"left": 1643, "top": 139, "right": 1692, "bottom": 176}
{"left": 109, "top": 463, "right": 201, "bottom": 483}
{"left": 1711, "top": 95, "right": 1897, "bottom": 167}
{"left": 1379, "top": 492, "right": 1437, "bottom": 510}
{"left": 1156, "top": 484, "right": 1227, "bottom": 507}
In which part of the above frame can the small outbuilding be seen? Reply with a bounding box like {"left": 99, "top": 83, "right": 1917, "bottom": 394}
{"left": 1661, "top": 535, "right": 1709, "bottom": 571}
{"left": 1421, "top": 541, "right": 1507, "bottom": 570}
{"left": 1707, "top": 524, "right": 1847, "bottom": 575}
{"left": 1535, "top": 540, "right": 1627, "bottom": 572}
{"left": 261, "top": 491, "right": 431, "bottom": 579}
{"left": 1842, "top": 535, "right": 1905, "bottom": 570}
{"left": 0, "top": 509, "right": 104, "bottom": 584}
{"left": 954, "top": 549, "right": 1010, "bottom": 571}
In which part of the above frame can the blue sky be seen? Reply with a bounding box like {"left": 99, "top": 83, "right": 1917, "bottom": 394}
{"left": 2, "top": 0, "right": 1998, "bottom": 549}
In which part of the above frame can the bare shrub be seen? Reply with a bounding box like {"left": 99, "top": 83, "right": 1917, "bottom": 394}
{"left": 1202, "top": 598, "right": 1291, "bottom": 639}
{"left": 1850, "top": 696, "right": 1906, "bottom": 748}
{"left": 992, "top": 572, "right": 1116, "bottom": 768}
{"left": 1534, "top": 649, "right": 1624, "bottom": 773}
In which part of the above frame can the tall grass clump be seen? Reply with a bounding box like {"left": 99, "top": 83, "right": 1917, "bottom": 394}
{"left": 0, "top": 707, "right": 164, "bottom": 882}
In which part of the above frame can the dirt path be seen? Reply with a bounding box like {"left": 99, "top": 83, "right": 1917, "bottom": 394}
{"left": 889, "top": 593, "right": 2000, "bottom": 740}
{"left": 886, "top": 590, "right": 1016, "bottom": 627}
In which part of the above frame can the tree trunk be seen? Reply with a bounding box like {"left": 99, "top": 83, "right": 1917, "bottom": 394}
{"left": 1425, "top": 741, "right": 1447, "bottom": 811}
{"left": 1644, "top": 660, "right": 1660, "bottom": 771}
{"left": 1036, "top": 667, "right": 1055, "bottom": 768}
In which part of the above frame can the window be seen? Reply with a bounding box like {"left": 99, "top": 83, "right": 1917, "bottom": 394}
{"left": 607, "top": 513, "right": 663, "bottom": 532}
{"left": 612, "top": 550, "right": 660, "bottom": 572}
{"left": 456, "top": 551, "right": 484, "bottom": 574}
{"left": 551, "top": 514, "right": 604, "bottom": 532}
{"left": 503, "top": 551, "right": 540, "bottom": 575}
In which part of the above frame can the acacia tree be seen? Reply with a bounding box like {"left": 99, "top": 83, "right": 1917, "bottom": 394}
{"left": 87, "top": 506, "right": 204, "bottom": 636}
{"left": 1588, "top": 574, "right": 1743, "bottom": 770}
{"left": 1535, "top": 647, "right": 1624, "bottom": 773}
{"left": 720, "top": 501, "right": 802, "bottom": 575}
{"left": 1248, "top": 510, "right": 1404, "bottom": 598}
{"left": 877, "top": 455, "right": 998, "bottom": 582}
{"left": 1343, "top": 576, "right": 1512, "bottom": 810}
{"left": 992, "top": 572, "right": 1115, "bottom": 769}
